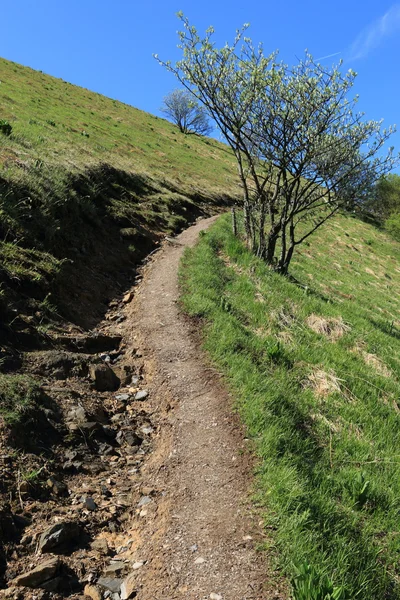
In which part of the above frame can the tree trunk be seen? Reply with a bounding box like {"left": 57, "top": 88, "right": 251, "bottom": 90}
{"left": 265, "top": 224, "right": 280, "bottom": 265}
{"left": 256, "top": 200, "right": 267, "bottom": 259}
{"left": 231, "top": 206, "right": 237, "bottom": 236}
{"left": 276, "top": 220, "right": 295, "bottom": 275}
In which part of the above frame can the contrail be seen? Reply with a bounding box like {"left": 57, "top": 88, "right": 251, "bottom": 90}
{"left": 347, "top": 3, "right": 400, "bottom": 61}
{"left": 315, "top": 51, "right": 342, "bottom": 62}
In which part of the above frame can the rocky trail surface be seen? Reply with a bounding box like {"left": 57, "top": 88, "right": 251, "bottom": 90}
{"left": 2, "top": 217, "right": 287, "bottom": 600}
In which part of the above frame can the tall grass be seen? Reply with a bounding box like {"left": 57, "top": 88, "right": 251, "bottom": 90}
{"left": 180, "top": 214, "right": 400, "bottom": 599}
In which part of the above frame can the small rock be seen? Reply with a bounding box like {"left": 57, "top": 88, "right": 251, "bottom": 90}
{"left": 134, "top": 390, "right": 148, "bottom": 401}
{"left": 90, "top": 364, "right": 120, "bottom": 392}
{"left": 190, "top": 544, "right": 198, "bottom": 553}
{"left": 132, "top": 561, "right": 144, "bottom": 570}
{"left": 120, "top": 573, "right": 137, "bottom": 599}
{"left": 210, "top": 594, "right": 222, "bottom": 600}
{"left": 115, "top": 394, "right": 130, "bottom": 401}
{"left": 82, "top": 496, "right": 97, "bottom": 511}
{"left": 91, "top": 538, "right": 109, "bottom": 555}
{"left": 116, "top": 430, "right": 142, "bottom": 447}
{"left": 97, "top": 577, "right": 123, "bottom": 593}
{"left": 46, "top": 477, "right": 68, "bottom": 497}
{"left": 13, "top": 557, "right": 59, "bottom": 588}
{"left": 84, "top": 584, "right": 102, "bottom": 600}
{"left": 123, "top": 291, "right": 134, "bottom": 304}
{"left": 194, "top": 557, "right": 206, "bottom": 564}
{"left": 137, "top": 496, "right": 151, "bottom": 507}
{"left": 39, "top": 521, "right": 81, "bottom": 553}
{"left": 104, "top": 561, "right": 126, "bottom": 576}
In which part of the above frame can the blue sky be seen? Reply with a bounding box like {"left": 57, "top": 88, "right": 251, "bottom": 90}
{"left": 2, "top": 0, "right": 400, "bottom": 161}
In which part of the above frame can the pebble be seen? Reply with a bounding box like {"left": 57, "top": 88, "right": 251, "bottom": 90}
{"left": 210, "top": 594, "right": 222, "bottom": 600}
{"left": 194, "top": 557, "right": 206, "bottom": 564}
{"left": 83, "top": 496, "right": 97, "bottom": 511}
{"left": 137, "top": 496, "right": 151, "bottom": 507}
{"left": 132, "top": 561, "right": 144, "bottom": 570}
{"left": 115, "top": 394, "right": 130, "bottom": 401}
{"left": 134, "top": 390, "right": 149, "bottom": 401}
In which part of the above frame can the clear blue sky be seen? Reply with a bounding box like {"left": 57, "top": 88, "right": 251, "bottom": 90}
{"left": 2, "top": 0, "right": 400, "bottom": 163}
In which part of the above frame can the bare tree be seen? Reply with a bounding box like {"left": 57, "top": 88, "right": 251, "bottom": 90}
{"left": 155, "top": 15, "right": 398, "bottom": 274}
{"left": 161, "top": 89, "right": 212, "bottom": 136}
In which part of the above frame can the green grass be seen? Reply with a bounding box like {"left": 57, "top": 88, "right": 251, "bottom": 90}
{"left": 180, "top": 213, "right": 400, "bottom": 599}
{"left": 0, "top": 57, "right": 237, "bottom": 198}
{"left": 0, "top": 373, "right": 42, "bottom": 426}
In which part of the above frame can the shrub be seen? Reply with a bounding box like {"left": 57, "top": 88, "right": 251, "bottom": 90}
{"left": 385, "top": 212, "right": 400, "bottom": 241}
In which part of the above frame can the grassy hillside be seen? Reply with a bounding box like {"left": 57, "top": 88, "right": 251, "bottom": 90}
{"left": 0, "top": 57, "right": 238, "bottom": 343}
{"left": 181, "top": 213, "right": 400, "bottom": 599}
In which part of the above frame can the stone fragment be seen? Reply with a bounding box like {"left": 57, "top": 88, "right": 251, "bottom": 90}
{"left": 134, "top": 390, "right": 148, "bottom": 401}
{"left": 194, "top": 556, "right": 206, "bottom": 564}
{"left": 13, "top": 557, "right": 59, "bottom": 588}
{"left": 97, "top": 577, "right": 123, "bottom": 593}
{"left": 39, "top": 521, "right": 81, "bottom": 553}
{"left": 115, "top": 394, "right": 130, "bottom": 401}
{"left": 90, "top": 364, "right": 120, "bottom": 392}
{"left": 120, "top": 572, "right": 137, "bottom": 599}
{"left": 84, "top": 584, "right": 102, "bottom": 600}
{"left": 137, "top": 496, "right": 151, "bottom": 507}
{"left": 123, "top": 291, "right": 134, "bottom": 304}
{"left": 210, "top": 594, "right": 223, "bottom": 600}
{"left": 91, "top": 538, "right": 109, "bottom": 555}
{"left": 83, "top": 496, "right": 97, "bottom": 511}
{"left": 104, "top": 561, "right": 126, "bottom": 575}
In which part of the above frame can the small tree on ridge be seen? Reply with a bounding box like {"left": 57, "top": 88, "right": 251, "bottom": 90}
{"left": 161, "top": 89, "right": 212, "bottom": 136}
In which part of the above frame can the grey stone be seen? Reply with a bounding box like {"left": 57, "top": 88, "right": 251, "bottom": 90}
{"left": 97, "top": 577, "right": 123, "bottom": 593}
{"left": 83, "top": 496, "right": 97, "bottom": 511}
{"left": 120, "top": 572, "right": 137, "bottom": 599}
{"left": 134, "top": 390, "right": 148, "bottom": 401}
{"left": 137, "top": 496, "right": 151, "bottom": 507}
{"left": 115, "top": 394, "right": 130, "bottom": 401}
{"left": 39, "top": 521, "right": 81, "bottom": 553}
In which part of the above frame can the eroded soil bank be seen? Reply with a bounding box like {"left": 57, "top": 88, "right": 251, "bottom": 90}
{"left": 2, "top": 217, "right": 287, "bottom": 600}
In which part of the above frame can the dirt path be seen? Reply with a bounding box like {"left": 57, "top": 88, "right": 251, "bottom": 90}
{"left": 126, "top": 216, "right": 286, "bottom": 600}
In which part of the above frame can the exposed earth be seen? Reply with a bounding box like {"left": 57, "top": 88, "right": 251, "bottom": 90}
{"left": 1, "top": 216, "right": 287, "bottom": 600}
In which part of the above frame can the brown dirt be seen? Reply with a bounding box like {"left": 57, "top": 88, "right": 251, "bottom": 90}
{"left": 124, "top": 216, "right": 287, "bottom": 600}
{"left": 0, "top": 215, "right": 288, "bottom": 600}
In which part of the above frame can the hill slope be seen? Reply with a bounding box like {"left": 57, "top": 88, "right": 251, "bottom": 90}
{"left": 0, "top": 56, "right": 238, "bottom": 342}
{"left": 181, "top": 212, "right": 400, "bottom": 598}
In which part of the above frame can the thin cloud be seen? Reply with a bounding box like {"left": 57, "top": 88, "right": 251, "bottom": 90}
{"left": 347, "top": 3, "right": 400, "bottom": 61}
{"left": 315, "top": 51, "right": 342, "bottom": 62}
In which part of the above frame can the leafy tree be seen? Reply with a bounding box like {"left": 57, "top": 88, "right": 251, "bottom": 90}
{"left": 161, "top": 89, "right": 212, "bottom": 135}
{"left": 155, "top": 15, "right": 398, "bottom": 273}
{"left": 366, "top": 173, "right": 400, "bottom": 220}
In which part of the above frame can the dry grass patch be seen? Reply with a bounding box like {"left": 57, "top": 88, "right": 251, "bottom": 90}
{"left": 310, "top": 412, "right": 342, "bottom": 433}
{"left": 306, "top": 314, "right": 351, "bottom": 340}
{"left": 362, "top": 352, "right": 392, "bottom": 378}
{"left": 306, "top": 367, "right": 342, "bottom": 398}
